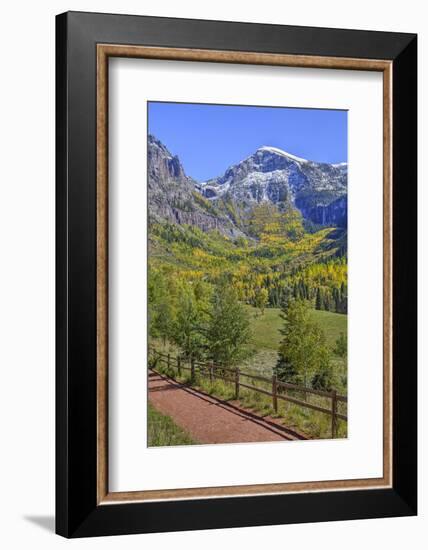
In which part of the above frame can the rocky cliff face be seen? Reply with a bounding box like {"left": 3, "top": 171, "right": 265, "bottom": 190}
{"left": 148, "top": 135, "right": 242, "bottom": 236}
{"left": 200, "top": 146, "right": 347, "bottom": 228}
{"left": 296, "top": 195, "right": 347, "bottom": 228}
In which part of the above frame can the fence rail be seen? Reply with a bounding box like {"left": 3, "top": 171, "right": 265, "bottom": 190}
{"left": 149, "top": 348, "right": 347, "bottom": 438}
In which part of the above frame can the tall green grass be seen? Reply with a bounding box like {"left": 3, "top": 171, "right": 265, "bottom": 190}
{"left": 148, "top": 404, "right": 196, "bottom": 446}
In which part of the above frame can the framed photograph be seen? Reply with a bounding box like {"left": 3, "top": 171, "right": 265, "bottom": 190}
{"left": 56, "top": 11, "right": 417, "bottom": 538}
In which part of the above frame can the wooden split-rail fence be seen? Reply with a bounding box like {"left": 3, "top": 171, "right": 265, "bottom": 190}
{"left": 149, "top": 348, "right": 347, "bottom": 438}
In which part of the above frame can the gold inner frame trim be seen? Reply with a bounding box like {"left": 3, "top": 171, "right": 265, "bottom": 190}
{"left": 96, "top": 44, "right": 393, "bottom": 505}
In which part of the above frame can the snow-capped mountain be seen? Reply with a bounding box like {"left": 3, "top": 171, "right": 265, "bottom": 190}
{"left": 148, "top": 135, "right": 348, "bottom": 234}
{"left": 199, "top": 145, "right": 347, "bottom": 227}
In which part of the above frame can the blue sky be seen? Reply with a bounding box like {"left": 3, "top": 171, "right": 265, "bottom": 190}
{"left": 148, "top": 102, "right": 347, "bottom": 182}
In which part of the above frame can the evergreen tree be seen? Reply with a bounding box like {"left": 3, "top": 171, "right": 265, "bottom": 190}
{"left": 315, "top": 287, "right": 323, "bottom": 310}
{"left": 293, "top": 282, "right": 298, "bottom": 299}
{"left": 323, "top": 293, "right": 331, "bottom": 311}
{"left": 275, "top": 352, "right": 299, "bottom": 385}
{"left": 332, "top": 287, "right": 340, "bottom": 313}
{"left": 280, "top": 285, "right": 293, "bottom": 310}
{"left": 340, "top": 282, "right": 348, "bottom": 314}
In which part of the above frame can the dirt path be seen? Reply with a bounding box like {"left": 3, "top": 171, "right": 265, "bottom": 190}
{"left": 148, "top": 371, "right": 307, "bottom": 444}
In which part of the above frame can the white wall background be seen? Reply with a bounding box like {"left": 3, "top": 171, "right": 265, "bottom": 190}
{"left": 0, "top": 1, "right": 424, "bottom": 548}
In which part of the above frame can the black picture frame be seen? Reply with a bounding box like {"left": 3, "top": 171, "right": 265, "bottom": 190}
{"left": 56, "top": 11, "right": 417, "bottom": 538}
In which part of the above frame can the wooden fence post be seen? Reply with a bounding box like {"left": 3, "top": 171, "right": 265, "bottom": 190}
{"left": 331, "top": 389, "right": 337, "bottom": 438}
{"left": 272, "top": 374, "right": 278, "bottom": 413}
{"left": 177, "top": 355, "right": 181, "bottom": 377}
{"left": 235, "top": 368, "right": 240, "bottom": 400}
{"left": 209, "top": 362, "right": 214, "bottom": 383}
{"left": 191, "top": 357, "right": 195, "bottom": 383}
{"left": 167, "top": 353, "right": 170, "bottom": 369}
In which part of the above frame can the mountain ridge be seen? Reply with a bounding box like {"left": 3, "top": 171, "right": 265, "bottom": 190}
{"left": 148, "top": 134, "right": 347, "bottom": 235}
{"left": 199, "top": 144, "right": 347, "bottom": 228}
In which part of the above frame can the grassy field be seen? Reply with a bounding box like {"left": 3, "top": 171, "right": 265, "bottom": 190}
{"left": 242, "top": 306, "right": 347, "bottom": 377}
{"left": 246, "top": 306, "right": 347, "bottom": 350}
{"left": 148, "top": 403, "right": 196, "bottom": 446}
{"left": 310, "top": 309, "right": 348, "bottom": 346}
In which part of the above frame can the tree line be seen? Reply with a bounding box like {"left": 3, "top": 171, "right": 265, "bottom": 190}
{"left": 149, "top": 268, "right": 347, "bottom": 392}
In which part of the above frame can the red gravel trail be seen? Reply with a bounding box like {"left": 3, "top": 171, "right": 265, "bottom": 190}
{"left": 148, "top": 371, "right": 307, "bottom": 444}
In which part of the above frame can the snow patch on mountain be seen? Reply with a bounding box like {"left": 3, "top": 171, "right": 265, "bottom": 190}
{"left": 257, "top": 146, "right": 308, "bottom": 164}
